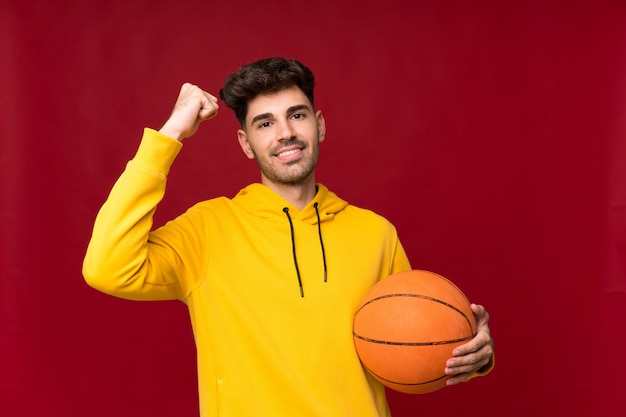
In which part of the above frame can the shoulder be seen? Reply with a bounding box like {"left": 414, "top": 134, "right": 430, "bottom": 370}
{"left": 332, "top": 203, "right": 399, "bottom": 241}
{"left": 187, "top": 196, "right": 238, "bottom": 216}
{"left": 322, "top": 185, "right": 398, "bottom": 229}
{"left": 346, "top": 204, "right": 396, "bottom": 225}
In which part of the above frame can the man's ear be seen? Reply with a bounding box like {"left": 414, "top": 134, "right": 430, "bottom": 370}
{"left": 317, "top": 110, "right": 326, "bottom": 143}
{"left": 237, "top": 129, "right": 255, "bottom": 159}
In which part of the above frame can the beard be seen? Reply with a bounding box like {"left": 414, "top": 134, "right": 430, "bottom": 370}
{"left": 252, "top": 138, "right": 320, "bottom": 185}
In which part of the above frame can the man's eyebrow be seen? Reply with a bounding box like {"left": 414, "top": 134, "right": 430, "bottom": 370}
{"left": 251, "top": 112, "right": 273, "bottom": 125}
{"left": 250, "top": 104, "right": 312, "bottom": 126}
{"left": 287, "top": 104, "right": 311, "bottom": 114}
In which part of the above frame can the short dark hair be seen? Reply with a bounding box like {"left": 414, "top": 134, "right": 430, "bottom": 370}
{"left": 220, "top": 57, "right": 316, "bottom": 127}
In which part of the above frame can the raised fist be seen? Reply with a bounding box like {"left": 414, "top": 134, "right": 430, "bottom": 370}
{"left": 159, "top": 83, "right": 219, "bottom": 141}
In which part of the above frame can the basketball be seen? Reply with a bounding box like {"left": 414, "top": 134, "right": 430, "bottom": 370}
{"left": 353, "top": 269, "right": 477, "bottom": 394}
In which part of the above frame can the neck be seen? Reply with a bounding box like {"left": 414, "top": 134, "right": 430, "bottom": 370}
{"left": 261, "top": 175, "right": 317, "bottom": 210}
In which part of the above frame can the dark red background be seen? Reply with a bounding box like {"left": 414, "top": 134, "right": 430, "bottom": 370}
{"left": 2, "top": 1, "right": 625, "bottom": 416}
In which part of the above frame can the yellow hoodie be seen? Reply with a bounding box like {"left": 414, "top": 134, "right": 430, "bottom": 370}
{"left": 83, "top": 128, "right": 412, "bottom": 417}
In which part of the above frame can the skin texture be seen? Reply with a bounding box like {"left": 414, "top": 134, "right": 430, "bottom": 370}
{"left": 158, "top": 81, "right": 494, "bottom": 385}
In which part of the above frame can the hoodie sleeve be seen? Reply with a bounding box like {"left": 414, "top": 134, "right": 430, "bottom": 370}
{"left": 390, "top": 237, "right": 412, "bottom": 274}
{"left": 82, "top": 128, "right": 190, "bottom": 301}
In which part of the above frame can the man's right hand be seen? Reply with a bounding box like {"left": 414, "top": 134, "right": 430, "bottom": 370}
{"left": 159, "top": 83, "right": 219, "bottom": 141}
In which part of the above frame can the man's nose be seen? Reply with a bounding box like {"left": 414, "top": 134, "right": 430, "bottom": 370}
{"left": 276, "top": 119, "right": 296, "bottom": 141}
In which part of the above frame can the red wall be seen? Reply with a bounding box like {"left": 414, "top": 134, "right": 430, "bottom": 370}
{"left": 2, "top": 1, "right": 624, "bottom": 415}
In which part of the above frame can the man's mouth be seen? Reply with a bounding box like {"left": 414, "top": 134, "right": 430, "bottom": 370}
{"left": 277, "top": 148, "right": 301, "bottom": 157}
{"left": 274, "top": 141, "right": 306, "bottom": 159}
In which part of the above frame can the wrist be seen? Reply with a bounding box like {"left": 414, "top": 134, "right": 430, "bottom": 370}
{"left": 158, "top": 121, "right": 184, "bottom": 142}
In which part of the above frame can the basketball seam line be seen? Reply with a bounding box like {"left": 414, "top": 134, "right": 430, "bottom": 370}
{"left": 363, "top": 365, "right": 448, "bottom": 386}
{"left": 352, "top": 333, "right": 474, "bottom": 346}
{"left": 356, "top": 293, "right": 475, "bottom": 333}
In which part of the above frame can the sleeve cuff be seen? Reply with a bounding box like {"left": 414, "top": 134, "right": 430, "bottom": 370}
{"left": 131, "top": 128, "right": 183, "bottom": 177}
{"left": 470, "top": 354, "right": 495, "bottom": 380}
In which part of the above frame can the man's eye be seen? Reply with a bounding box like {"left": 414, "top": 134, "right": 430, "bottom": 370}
{"left": 259, "top": 121, "right": 271, "bottom": 128}
{"left": 292, "top": 113, "right": 304, "bottom": 120}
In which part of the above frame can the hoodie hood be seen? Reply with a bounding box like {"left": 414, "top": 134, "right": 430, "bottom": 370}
{"left": 232, "top": 183, "right": 349, "bottom": 225}
{"left": 232, "top": 183, "right": 348, "bottom": 297}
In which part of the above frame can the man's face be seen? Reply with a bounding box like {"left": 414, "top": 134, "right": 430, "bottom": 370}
{"left": 237, "top": 86, "right": 326, "bottom": 186}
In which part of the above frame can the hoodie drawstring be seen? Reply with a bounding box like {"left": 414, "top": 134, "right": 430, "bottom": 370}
{"left": 283, "top": 204, "right": 328, "bottom": 297}
{"left": 313, "top": 202, "right": 328, "bottom": 283}
{"left": 283, "top": 207, "right": 304, "bottom": 297}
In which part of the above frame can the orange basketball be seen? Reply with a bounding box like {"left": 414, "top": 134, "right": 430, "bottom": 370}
{"left": 353, "top": 269, "right": 477, "bottom": 394}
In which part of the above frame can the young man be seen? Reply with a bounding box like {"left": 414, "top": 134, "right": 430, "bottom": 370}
{"left": 83, "top": 57, "right": 494, "bottom": 417}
